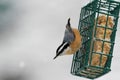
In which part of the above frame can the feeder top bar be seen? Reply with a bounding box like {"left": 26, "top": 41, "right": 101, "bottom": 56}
{"left": 91, "top": 0, "right": 120, "bottom": 2}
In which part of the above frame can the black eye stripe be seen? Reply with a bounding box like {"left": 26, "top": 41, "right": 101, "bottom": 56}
{"left": 58, "top": 42, "right": 67, "bottom": 53}
{"left": 56, "top": 42, "right": 65, "bottom": 54}
{"left": 59, "top": 42, "right": 69, "bottom": 54}
{"left": 55, "top": 42, "right": 70, "bottom": 58}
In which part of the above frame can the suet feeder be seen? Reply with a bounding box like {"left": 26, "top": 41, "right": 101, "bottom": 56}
{"left": 71, "top": 0, "right": 120, "bottom": 79}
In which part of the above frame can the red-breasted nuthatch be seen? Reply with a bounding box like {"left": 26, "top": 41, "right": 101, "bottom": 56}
{"left": 53, "top": 18, "right": 82, "bottom": 59}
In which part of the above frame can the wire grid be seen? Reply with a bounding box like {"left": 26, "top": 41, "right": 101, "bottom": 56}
{"left": 71, "top": 0, "right": 120, "bottom": 79}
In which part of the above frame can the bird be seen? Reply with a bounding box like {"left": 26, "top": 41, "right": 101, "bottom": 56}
{"left": 53, "top": 18, "right": 82, "bottom": 59}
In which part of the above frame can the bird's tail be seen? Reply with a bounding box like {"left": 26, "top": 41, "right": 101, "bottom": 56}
{"left": 67, "top": 18, "right": 71, "bottom": 26}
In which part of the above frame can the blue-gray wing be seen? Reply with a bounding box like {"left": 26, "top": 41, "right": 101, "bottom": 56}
{"left": 63, "top": 29, "right": 75, "bottom": 43}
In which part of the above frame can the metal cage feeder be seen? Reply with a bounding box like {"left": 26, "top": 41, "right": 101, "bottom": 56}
{"left": 71, "top": 0, "right": 120, "bottom": 79}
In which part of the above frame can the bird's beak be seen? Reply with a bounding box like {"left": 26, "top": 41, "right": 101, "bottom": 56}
{"left": 53, "top": 52, "right": 61, "bottom": 60}
{"left": 53, "top": 55, "right": 58, "bottom": 60}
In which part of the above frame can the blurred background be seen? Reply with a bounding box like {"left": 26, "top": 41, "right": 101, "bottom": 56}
{"left": 0, "top": 0, "right": 120, "bottom": 80}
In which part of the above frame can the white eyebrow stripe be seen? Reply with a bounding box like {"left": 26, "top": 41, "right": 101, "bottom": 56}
{"left": 58, "top": 42, "right": 68, "bottom": 53}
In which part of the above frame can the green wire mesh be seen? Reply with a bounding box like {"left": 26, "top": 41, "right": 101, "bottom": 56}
{"left": 71, "top": 0, "right": 120, "bottom": 79}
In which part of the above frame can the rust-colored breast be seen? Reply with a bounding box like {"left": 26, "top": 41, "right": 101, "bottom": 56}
{"left": 66, "top": 28, "right": 82, "bottom": 55}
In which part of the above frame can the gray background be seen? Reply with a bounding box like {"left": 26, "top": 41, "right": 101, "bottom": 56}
{"left": 0, "top": 0, "right": 120, "bottom": 80}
